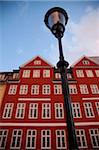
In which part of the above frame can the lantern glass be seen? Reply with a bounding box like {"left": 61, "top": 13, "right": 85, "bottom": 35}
{"left": 44, "top": 7, "right": 68, "bottom": 38}
{"left": 48, "top": 11, "right": 66, "bottom": 29}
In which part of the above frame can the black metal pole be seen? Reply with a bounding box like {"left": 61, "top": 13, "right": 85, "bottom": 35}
{"left": 57, "top": 38, "right": 78, "bottom": 150}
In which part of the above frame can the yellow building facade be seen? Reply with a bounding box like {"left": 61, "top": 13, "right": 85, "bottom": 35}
{"left": 0, "top": 84, "right": 6, "bottom": 108}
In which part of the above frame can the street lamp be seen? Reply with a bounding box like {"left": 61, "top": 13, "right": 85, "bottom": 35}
{"left": 44, "top": 7, "right": 78, "bottom": 149}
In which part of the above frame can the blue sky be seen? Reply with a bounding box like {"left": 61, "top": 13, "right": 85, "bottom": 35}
{"left": 0, "top": 0, "right": 99, "bottom": 71}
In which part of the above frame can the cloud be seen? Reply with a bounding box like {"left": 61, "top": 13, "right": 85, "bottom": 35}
{"left": 61, "top": 6, "right": 99, "bottom": 65}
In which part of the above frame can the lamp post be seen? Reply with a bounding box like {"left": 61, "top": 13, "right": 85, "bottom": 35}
{"left": 44, "top": 7, "right": 78, "bottom": 150}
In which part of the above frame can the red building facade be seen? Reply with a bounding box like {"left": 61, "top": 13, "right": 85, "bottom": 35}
{"left": 0, "top": 55, "right": 99, "bottom": 150}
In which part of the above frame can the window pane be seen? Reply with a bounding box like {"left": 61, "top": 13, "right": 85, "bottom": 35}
{"left": 3, "top": 103, "right": 14, "bottom": 118}
{"left": 10, "top": 130, "right": 22, "bottom": 149}
{"left": 76, "top": 129, "right": 87, "bottom": 148}
{"left": 55, "top": 103, "right": 64, "bottom": 119}
{"left": 56, "top": 130, "right": 66, "bottom": 149}
{"left": 0, "top": 130, "right": 8, "bottom": 149}
{"left": 41, "top": 130, "right": 51, "bottom": 149}
{"left": 89, "top": 129, "right": 99, "bottom": 148}
{"left": 26, "top": 130, "right": 37, "bottom": 149}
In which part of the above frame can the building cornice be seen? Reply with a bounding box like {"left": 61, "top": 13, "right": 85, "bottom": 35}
{"left": 52, "top": 80, "right": 77, "bottom": 83}
{"left": 20, "top": 66, "right": 52, "bottom": 69}
{"left": 18, "top": 98, "right": 51, "bottom": 101}
{"left": 0, "top": 122, "right": 99, "bottom": 127}
{"left": 82, "top": 97, "right": 99, "bottom": 100}
{"left": 74, "top": 66, "right": 99, "bottom": 68}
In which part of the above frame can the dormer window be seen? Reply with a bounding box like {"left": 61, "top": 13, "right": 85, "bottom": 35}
{"left": 0, "top": 74, "right": 5, "bottom": 80}
{"left": 34, "top": 60, "right": 41, "bottom": 65}
{"left": 82, "top": 60, "right": 89, "bottom": 65}
{"left": 13, "top": 73, "right": 19, "bottom": 79}
{"left": 67, "top": 73, "right": 72, "bottom": 79}
{"left": 55, "top": 73, "right": 61, "bottom": 79}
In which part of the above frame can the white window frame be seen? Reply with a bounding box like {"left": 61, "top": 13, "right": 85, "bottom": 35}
{"left": 26, "top": 130, "right": 37, "bottom": 149}
{"left": 54, "top": 85, "right": 62, "bottom": 94}
{"left": 29, "top": 103, "right": 38, "bottom": 119}
{"left": 55, "top": 73, "right": 61, "bottom": 79}
{"left": 67, "top": 73, "right": 72, "bottom": 79}
{"left": 56, "top": 130, "right": 66, "bottom": 149}
{"left": 31, "top": 85, "right": 39, "bottom": 95}
{"left": 76, "top": 129, "right": 87, "bottom": 148}
{"left": 2, "top": 103, "right": 14, "bottom": 119}
{"left": 13, "top": 73, "right": 19, "bottom": 79}
{"left": 90, "top": 84, "right": 99, "bottom": 94}
{"left": 82, "top": 60, "right": 89, "bottom": 65}
{"left": 19, "top": 85, "right": 28, "bottom": 95}
{"left": 8, "top": 85, "right": 17, "bottom": 95}
{"left": 95, "top": 102, "right": 99, "bottom": 116}
{"left": 15, "top": 103, "right": 26, "bottom": 119}
{"left": 95, "top": 70, "right": 99, "bottom": 77}
{"left": 42, "top": 85, "right": 50, "bottom": 95}
{"left": 43, "top": 70, "right": 50, "bottom": 78}
{"left": 42, "top": 103, "right": 51, "bottom": 119}
{"left": 79, "top": 84, "right": 89, "bottom": 94}
{"left": 76, "top": 70, "right": 84, "bottom": 77}
{"left": 33, "top": 70, "right": 40, "bottom": 78}
{"left": 86, "top": 70, "right": 94, "bottom": 77}
{"left": 34, "top": 60, "right": 41, "bottom": 65}
{"left": 69, "top": 84, "right": 77, "bottom": 94}
{"left": 0, "top": 74, "right": 5, "bottom": 80}
{"left": 89, "top": 129, "right": 99, "bottom": 148}
{"left": 41, "top": 130, "right": 51, "bottom": 149}
{"left": 22, "top": 70, "right": 30, "bottom": 78}
{"left": 10, "top": 129, "right": 22, "bottom": 149}
{"left": 0, "top": 129, "right": 8, "bottom": 149}
{"left": 55, "top": 103, "right": 64, "bottom": 119}
{"left": 83, "top": 102, "right": 95, "bottom": 118}
{"left": 72, "top": 103, "right": 82, "bottom": 118}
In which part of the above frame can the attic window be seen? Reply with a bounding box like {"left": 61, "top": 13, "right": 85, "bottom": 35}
{"left": 0, "top": 74, "right": 5, "bottom": 80}
{"left": 82, "top": 60, "right": 89, "bottom": 65}
{"left": 34, "top": 60, "right": 41, "bottom": 65}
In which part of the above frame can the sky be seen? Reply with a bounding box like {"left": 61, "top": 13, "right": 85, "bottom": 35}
{"left": 0, "top": 0, "right": 99, "bottom": 71}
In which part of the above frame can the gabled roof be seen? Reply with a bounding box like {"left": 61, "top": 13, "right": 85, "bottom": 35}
{"left": 71, "top": 55, "right": 99, "bottom": 67}
{"left": 20, "top": 55, "right": 54, "bottom": 68}
{"left": 89, "top": 57, "right": 99, "bottom": 65}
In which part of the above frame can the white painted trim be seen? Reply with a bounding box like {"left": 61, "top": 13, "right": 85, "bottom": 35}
{"left": 53, "top": 81, "right": 77, "bottom": 83}
{"left": 89, "top": 129, "right": 99, "bottom": 148}
{"left": 15, "top": 103, "right": 26, "bottom": 119}
{"left": 41, "top": 130, "right": 51, "bottom": 149}
{"left": 76, "top": 129, "right": 88, "bottom": 148}
{"left": 26, "top": 129, "right": 37, "bottom": 149}
{"left": 18, "top": 98, "right": 51, "bottom": 101}
{"left": 42, "top": 103, "right": 51, "bottom": 119}
{"left": 20, "top": 66, "right": 52, "bottom": 68}
{"left": 56, "top": 130, "right": 67, "bottom": 149}
{"left": 10, "top": 129, "right": 22, "bottom": 149}
{"left": 73, "top": 66, "right": 99, "bottom": 68}
{"left": 0, "top": 129, "right": 8, "bottom": 149}
{"left": 76, "top": 122, "right": 99, "bottom": 126}
{"left": 7, "top": 81, "right": 20, "bottom": 83}
{"left": 82, "top": 97, "right": 99, "bottom": 100}
{"left": 0, "top": 122, "right": 99, "bottom": 127}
